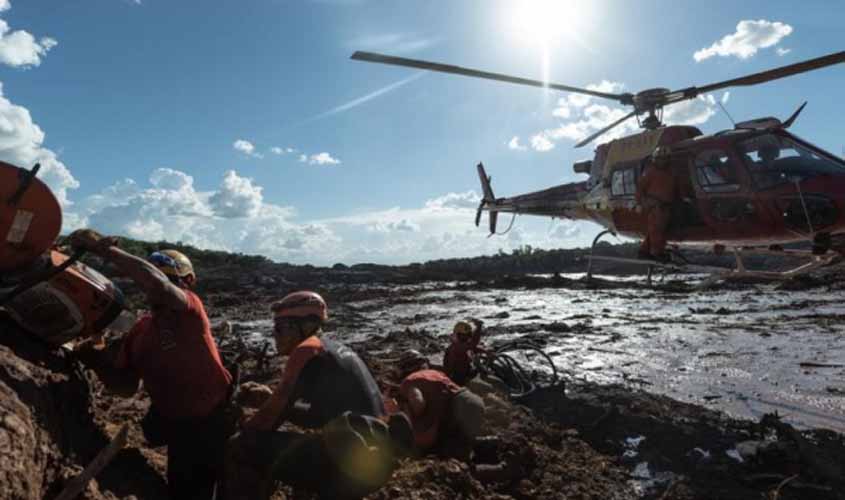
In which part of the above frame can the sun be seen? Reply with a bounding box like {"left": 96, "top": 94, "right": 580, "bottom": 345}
{"left": 508, "top": 0, "right": 590, "bottom": 47}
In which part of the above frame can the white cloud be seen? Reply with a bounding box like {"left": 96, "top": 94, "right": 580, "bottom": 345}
{"left": 149, "top": 167, "right": 192, "bottom": 190}
{"left": 529, "top": 78, "right": 728, "bottom": 149}
{"left": 551, "top": 101, "right": 571, "bottom": 119}
{"left": 74, "top": 168, "right": 337, "bottom": 263}
{"left": 548, "top": 220, "right": 580, "bottom": 240}
{"left": 367, "top": 218, "right": 421, "bottom": 233}
{"left": 233, "top": 139, "right": 263, "bottom": 158}
{"left": 507, "top": 136, "right": 527, "bottom": 151}
{"left": 298, "top": 154, "right": 307, "bottom": 163}
{"left": 776, "top": 47, "right": 791, "bottom": 56}
{"left": 209, "top": 170, "right": 263, "bottom": 218}
{"left": 304, "top": 152, "right": 341, "bottom": 165}
{"left": 424, "top": 190, "right": 481, "bottom": 210}
{"left": 694, "top": 20, "right": 793, "bottom": 62}
{"left": 530, "top": 134, "right": 555, "bottom": 152}
{"left": 0, "top": 82, "right": 78, "bottom": 206}
{"left": 270, "top": 146, "right": 295, "bottom": 155}
{"left": 70, "top": 167, "right": 598, "bottom": 265}
{"left": 0, "top": 11, "right": 57, "bottom": 68}
{"left": 663, "top": 94, "right": 719, "bottom": 126}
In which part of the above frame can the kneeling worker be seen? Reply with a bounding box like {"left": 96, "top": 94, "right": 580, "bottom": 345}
{"left": 397, "top": 350, "right": 486, "bottom": 460}
{"left": 443, "top": 320, "right": 485, "bottom": 385}
{"left": 226, "top": 291, "right": 395, "bottom": 499}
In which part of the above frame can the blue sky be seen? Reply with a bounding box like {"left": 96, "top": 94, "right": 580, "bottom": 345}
{"left": 1, "top": 0, "right": 843, "bottom": 265}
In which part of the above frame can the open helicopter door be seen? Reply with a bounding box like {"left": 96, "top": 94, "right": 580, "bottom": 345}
{"left": 687, "top": 141, "right": 769, "bottom": 241}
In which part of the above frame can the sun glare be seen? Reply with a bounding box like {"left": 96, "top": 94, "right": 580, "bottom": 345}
{"left": 510, "top": 0, "right": 581, "bottom": 46}
{"left": 505, "top": 0, "right": 596, "bottom": 86}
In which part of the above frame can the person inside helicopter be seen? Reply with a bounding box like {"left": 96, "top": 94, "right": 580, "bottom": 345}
{"left": 757, "top": 141, "right": 781, "bottom": 168}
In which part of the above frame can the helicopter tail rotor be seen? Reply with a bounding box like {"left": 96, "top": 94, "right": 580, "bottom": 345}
{"left": 476, "top": 163, "right": 500, "bottom": 234}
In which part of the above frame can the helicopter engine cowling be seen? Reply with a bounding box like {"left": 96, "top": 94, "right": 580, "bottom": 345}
{"left": 573, "top": 160, "right": 592, "bottom": 175}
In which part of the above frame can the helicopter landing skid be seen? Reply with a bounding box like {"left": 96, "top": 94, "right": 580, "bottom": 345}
{"left": 587, "top": 247, "right": 841, "bottom": 288}
{"left": 585, "top": 255, "right": 727, "bottom": 286}
{"left": 694, "top": 247, "right": 841, "bottom": 289}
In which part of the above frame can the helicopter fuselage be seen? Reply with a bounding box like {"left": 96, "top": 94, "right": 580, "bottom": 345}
{"left": 480, "top": 125, "right": 845, "bottom": 251}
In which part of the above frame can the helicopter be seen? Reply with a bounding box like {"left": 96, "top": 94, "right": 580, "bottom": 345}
{"left": 351, "top": 50, "right": 845, "bottom": 280}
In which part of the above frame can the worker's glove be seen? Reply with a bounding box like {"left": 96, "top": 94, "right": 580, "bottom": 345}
{"left": 67, "top": 229, "right": 118, "bottom": 253}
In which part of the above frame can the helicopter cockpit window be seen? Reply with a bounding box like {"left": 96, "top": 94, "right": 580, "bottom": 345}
{"left": 610, "top": 164, "right": 638, "bottom": 197}
{"left": 694, "top": 150, "right": 740, "bottom": 193}
{"left": 738, "top": 133, "right": 845, "bottom": 190}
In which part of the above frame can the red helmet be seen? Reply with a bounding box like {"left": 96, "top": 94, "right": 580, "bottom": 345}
{"left": 271, "top": 291, "right": 328, "bottom": 322}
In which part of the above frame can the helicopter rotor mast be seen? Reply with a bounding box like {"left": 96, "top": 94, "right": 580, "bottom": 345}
{"left": 351, "top": 50, "right": 845, "bottom": 148}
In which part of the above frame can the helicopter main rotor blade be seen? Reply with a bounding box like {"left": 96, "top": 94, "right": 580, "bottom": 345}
{"left": 351, "top": 51, "right": 631, "bottom": 103}
{"left": 574, "top": 110, "right": 637, "bottom": 148}
{"left": 665, "top": 50, "right": 845, "bottom": 104}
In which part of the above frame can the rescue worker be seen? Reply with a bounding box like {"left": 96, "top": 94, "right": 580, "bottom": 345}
{"left": 225, "top": 291, "right": 398, "bottom": 499}
{"left": 68, "top": 230, "right": 233, "bottom": 500}
{"left": 443, "top": 320, "right": 483, "bottom": 385}
{"left": 636, "top": 146, "right": 678, "bottom": 262}
{"left": 244, "top": 291, "right": 384, "bottom": 430}
{"left": 396, "top": 350, "right": 485, "bottom": 460}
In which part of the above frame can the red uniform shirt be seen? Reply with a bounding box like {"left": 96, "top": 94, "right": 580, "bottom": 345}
{"left": 637, "top": 164, "right": 677, "bottom": 205}
{"left": 443, "top": 342, "right": 474, "bottom": 385}
{"left": 116, "top": 290, "right": 232, "bottom": 419}
{"left": 399, "top": 369, "right": 461, "bottom": 450}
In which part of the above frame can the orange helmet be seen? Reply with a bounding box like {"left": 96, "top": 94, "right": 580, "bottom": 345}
{"left": 271, "top": 291, "right": 328, "bottom": 322}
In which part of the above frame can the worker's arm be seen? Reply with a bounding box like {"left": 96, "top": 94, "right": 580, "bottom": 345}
{"left": 69, "top": 230, "right": 188, "bottom": 310}
{"left": 98, "top": 246, "right": 188, "bottom": 310}
{"left": 243, "top": 379, "right": 296, "bottom": 431}
{"left": 243, "top": 341, "right": 321, "bottom": 430}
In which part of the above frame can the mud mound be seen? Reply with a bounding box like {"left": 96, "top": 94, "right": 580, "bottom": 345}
{"left": 0, "top": 315, "right": 165, "bottom": 500}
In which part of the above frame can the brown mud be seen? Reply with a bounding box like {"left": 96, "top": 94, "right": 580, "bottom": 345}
{"left": 2, "top": 255, "right": 844, "bottom": 499}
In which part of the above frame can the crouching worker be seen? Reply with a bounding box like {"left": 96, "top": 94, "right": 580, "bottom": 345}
{"left": 225, "top": 291, "right": 406, "bottom": 499}
{"left": 396, "top": 350, "right": 486, "bottom": 461}
{"left": 443, "top": 320, "right": 508, "bottom": 400}
{"left": 443, "top": 320, "right": 484, "bottom": 385}
{"left": 68, "top": 230, "right": 234, "bottom": 500}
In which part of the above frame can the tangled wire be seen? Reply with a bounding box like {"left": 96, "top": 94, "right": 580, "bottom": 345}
{"left": 473, "top": 339, "right": 560, "bottom": 399}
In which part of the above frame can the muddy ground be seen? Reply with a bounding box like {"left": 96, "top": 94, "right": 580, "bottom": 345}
{"left": 3, "top": 263, "right": 845, "bottom": 499}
